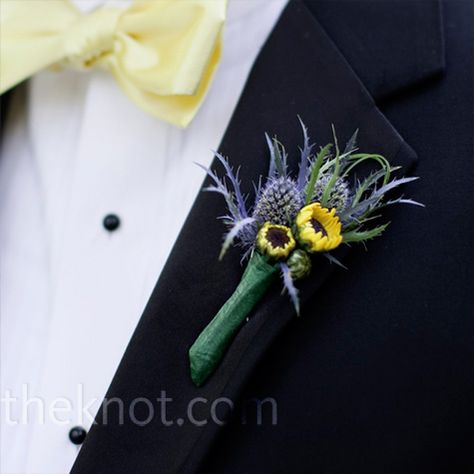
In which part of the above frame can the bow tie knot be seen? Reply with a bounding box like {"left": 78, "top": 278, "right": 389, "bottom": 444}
{"left": 0, "top": 0, "right": 227, "bottom": 127}
{"left": 63, "top": 8, "right": 121, "bottom": 70}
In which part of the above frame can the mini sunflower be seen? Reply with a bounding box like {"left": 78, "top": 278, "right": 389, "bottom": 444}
{"left": 256, "top": 223, "right": 296, "bottom": 260}
{"left": 296, "top": 203, "right": 343, "bottom": 252}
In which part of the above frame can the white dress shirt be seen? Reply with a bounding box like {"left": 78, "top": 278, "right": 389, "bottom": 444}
{"left": 0, "top": 1, "right": 287, "bottom": 472}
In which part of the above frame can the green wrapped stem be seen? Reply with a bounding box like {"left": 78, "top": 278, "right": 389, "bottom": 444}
{"left": 189, "top": 252, "right": 278, "bottom": 387}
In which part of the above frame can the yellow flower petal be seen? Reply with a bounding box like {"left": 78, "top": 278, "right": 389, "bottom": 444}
{"left": 256, "top": 223, "right": 296, "bottom": 260}
{"left": 296, "top": 203, "right": 343, "bottom": 253}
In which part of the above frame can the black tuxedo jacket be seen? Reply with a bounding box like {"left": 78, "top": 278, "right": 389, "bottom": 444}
{"left": 2, "top": 0, "right": 472, "bottom": 473}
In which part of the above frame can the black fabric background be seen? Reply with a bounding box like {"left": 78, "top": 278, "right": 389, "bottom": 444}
{"left": 200, "top": 1, "right": 473, "bottom": 473}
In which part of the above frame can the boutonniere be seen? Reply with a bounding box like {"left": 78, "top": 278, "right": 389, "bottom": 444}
{"left": 189, "top": 119, "right": 422, "bottom": 386}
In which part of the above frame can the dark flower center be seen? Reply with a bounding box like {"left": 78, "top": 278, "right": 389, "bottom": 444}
{"left": 310, "top": 218, "right": 327, "bottom": 236}
{"left": 266, "top": 228, "right": 290, "bottom": 248}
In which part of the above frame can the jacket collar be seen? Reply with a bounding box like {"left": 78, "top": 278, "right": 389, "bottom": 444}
{"left": 71, "top": 0, "right": 440, "bottom": 472}
{"left": 305, "top": 0, "right": 445, "bottom": 101}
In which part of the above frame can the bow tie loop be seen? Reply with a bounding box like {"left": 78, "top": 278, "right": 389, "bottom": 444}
{"left": 0, "top": 0, "right": 227, "bottom": 128}
{"left": 62, "top": 7, "right": 121, "bottom": 70}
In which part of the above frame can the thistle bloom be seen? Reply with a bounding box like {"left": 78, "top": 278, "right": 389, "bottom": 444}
{"left": 312, "top": 174, "right": 351, "bottom": 213}
{"left": 257, "top": 223, "right": 296, "bottom": 260}
{"left": 253, "top": 177, "right": 304, "bottom": 226}
{"left": 296, "top": 203, "right": 343, "bottom": 252}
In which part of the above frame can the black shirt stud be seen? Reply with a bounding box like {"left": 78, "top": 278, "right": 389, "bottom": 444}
{"left": 103, "top": 214, "right": 120, "bottom": 232}
{"left": 68, "top": 426, "right": 87, "bottom": 445}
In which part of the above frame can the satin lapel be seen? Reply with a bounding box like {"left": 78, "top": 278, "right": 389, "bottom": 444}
{"left": 71, "top": 2, "right": 418, "bottom": 473}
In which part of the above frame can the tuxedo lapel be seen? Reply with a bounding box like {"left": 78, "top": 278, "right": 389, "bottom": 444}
{"left": 0, "top": 89, "right": 13, "bottom": 148}
{"left": 305, "top": 0, "right": 445, "bottom": 101}
{"left": 71, "top": 2, "right": 426, "bottom": 473}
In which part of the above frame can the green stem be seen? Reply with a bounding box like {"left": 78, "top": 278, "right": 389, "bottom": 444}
{"left": 189, "top": 252, "right": 278, "bottom": 387}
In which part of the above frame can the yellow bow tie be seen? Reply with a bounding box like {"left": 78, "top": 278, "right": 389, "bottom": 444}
{"left": 0, "top": 0, "right": 227, "bottom": 127}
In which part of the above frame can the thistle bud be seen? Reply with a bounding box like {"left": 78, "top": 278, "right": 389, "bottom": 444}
{"left": 287, "top": 249, "right": 312, "bottom": 280}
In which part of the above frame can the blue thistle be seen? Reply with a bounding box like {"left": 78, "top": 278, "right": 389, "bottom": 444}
{"left": 312, "top": 174, "right": 352, "bottom": 212}
{"left": 252, "top": 177, "right": 304, "bottom": 226}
